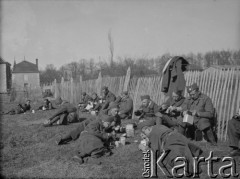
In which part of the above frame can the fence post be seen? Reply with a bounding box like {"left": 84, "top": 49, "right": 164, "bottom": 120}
{"left": 70, "top": 77, "right": 74, "bottom": 104}
{"left": 61, "top": 77, "right": 64, "bottom": 99}
{"left": 79, "top": 75, "right": 83, "bottom": 95}
{"left": 123, "top": 67, "right": 131, "bottom": 91}
{"left": 53, "top": 79, "right": 58, "bottom": 99}
{"left": 97, "top": 71, "right": 102, "bottom": 96}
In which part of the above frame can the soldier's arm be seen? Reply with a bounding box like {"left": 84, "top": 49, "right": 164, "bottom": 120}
{"left": 108, "top": 93, "right": 116, "bottom": 102}
{"left": 88, "top": 124, "right": 109, "bottom": 140}
{"left": 119, "top": 99, "right": 133, "bottom": 114}
{"left": 115, "top": 96, "right": 122, "bottom": 104}
{"left": 180, "top": 98, "right": 189, "bottom": 112}
{"left": 197, "top": 97, "right": 214, "bottom": 119}
{"left": 153, "top": 103, "right": 161, "bottom": 114}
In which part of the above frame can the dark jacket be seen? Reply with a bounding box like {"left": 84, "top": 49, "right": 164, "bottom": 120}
{"left": 49, "top": 106, "right": 77, "bottom": 121}
{"left": 118, "top": 97, "right": 133, "bottom": 118}
{"left": 38, "top": 101, "right": 53, "bottom": 110}
{"left": 139, "top": 100, "right": 160, "bottom": 118}
{"left": 181, "top": 93, "right": 214, "bottom": 119}
{"left": 101, "top": 91, "right": 116, "bottom": 110}
{"left": 161, "top": 56, "right": 189, "bottom": 96}
{"left": 77, "top": 119, "right": 109, "bottom": 157}
{"left": 80, "top": 94, "right": 92, "bottom": 105}
{"left": 19, "top": 103, "right": 31, "bottom": 112}
{"left": 149, "top": 125, "right": 202, "bottom": 175}
{"left": 163, "top": 97, "right": 185, "bottom": 118}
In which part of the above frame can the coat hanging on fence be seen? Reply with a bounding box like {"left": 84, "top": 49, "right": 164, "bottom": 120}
{"left": 161, "top": 56, "right": 189, "bottom": 96}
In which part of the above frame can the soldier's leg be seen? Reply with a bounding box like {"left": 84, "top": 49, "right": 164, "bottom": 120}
{"left": 56, "top": 122, "right": 84, "bottom": 145}
{"left": 202, "top": 127, "right": 217, "bottom": 145}
{"left": 196, "top": 118, "right": 217, "bottom": 145}
{"left": 161, "top": 115, "right": 178, "bottom": 128}
{"left": 48, "top": 107, "right": 67, "bottom": 121}
{"left": 227, "top": 119, "right": 240, "bottom": 150}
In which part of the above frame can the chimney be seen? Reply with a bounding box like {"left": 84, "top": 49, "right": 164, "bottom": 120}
{"left": 36, "top": 58, "right": 38, "bottom": 69}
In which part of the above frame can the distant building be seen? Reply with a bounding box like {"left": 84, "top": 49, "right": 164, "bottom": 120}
{"left": 12, "top": 59, "right": 40, "bottom": 90}
{"left": 0, "top": 57, "right": 11, "bottom": 93}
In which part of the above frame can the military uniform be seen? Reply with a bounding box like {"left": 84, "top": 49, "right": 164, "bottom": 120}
{"left": 79, "top": 94, "right": 92, "bottom": 108}
{"left": 181, "top": 93, "right": 214, "bottom": 130}
{"left": 180, "top": 83, "right": 217, "bottom": 144}
{"left": 158, "top": 96, "right": 185, "bottom": 128}
{"left": 38, "top": 100, "right": 53, "bottom": 110}
{"left": 5, "top": 102, "right": 31, "bottom": 115}
{"left": 44, "top": 105, "right": 78, "bottom": 126}
{"left": 117, "top": 97, "right": 133, "bottom": 119}
{"left": 147, "top": 125, "right": 202, "bottom": 176}
{"left": 227, "top": 113, "right": 240, "bottom": 153}
{"left": 101, "top": 91, "right": 116, "bottom": 110}
{"left": 136, "top": 99, "right": 160, "bottom": 122}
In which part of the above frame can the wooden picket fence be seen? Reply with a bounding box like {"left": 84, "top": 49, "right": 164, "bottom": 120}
{"left": 50, "top": 67, "right": 240, "bottom": 141}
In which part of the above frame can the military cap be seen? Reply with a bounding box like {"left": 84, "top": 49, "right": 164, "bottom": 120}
{"left": 140, "top": 95, "right": 150, "bottom": 101}
{"left": 102, "top": 116, "right": 115, "bottom": 123}
{"left": 137, "top": 119, "right": 155, "bottom": 130}
{"left": 101, "top": 86, "right": 108, "bottom": 90}
{"left": 172, "top": 89, "right": 183, "bottom": 96}
{"left": 187, "top": 83, "right": 199, "bottom": 93}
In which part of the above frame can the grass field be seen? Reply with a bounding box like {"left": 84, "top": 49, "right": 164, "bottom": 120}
{"left": 0, "top": 102, "right": 239, "bottom": 178}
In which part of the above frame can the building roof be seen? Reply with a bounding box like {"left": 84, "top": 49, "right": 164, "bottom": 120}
{"left": 0, "top": 57, "right": 11, "bottom": 66}
{"left": 12, "top": 60, "right": 39, "bottom": 73}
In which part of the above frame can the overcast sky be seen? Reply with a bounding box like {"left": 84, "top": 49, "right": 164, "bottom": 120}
{"left": 1, "top": 0, "right": 240, "bottom": 69}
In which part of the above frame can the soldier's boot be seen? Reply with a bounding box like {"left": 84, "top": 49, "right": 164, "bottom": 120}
{"left": 203, "top": 127, "right": 217, "bottom": 146}
{"left": 56, "top": 134, "right": 72, "bottom": 145}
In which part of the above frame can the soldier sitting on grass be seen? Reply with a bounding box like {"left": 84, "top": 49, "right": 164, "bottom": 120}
{"left": 227, "top": 106, "right": 240, "bottom": 157}
{"left": 155, "top": 90, "right": 185, "bottom": 131}
{"left": 78, "top": 92, "right": 92, "bottom": 112}
{"left": 99, "top": 86, "right": 116, "bottom": 111}
{"left": 134, "top": 95, "right": 160, "bottom": 123}
{"left": 3, "top": 99, "right": 31, "bottom": 115}
{"left": 113, "top": 91, "right": 133, "bottom": 120}
{"left": 180, "top": 83, "right": 217, "bottom": 146}
{"left": 37, "top": 98, "right": 54, "bottom": 111}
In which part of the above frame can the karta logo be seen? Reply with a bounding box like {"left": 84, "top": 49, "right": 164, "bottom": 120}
{"left": 142, "top": 150, "right": 239, "bottom": 178}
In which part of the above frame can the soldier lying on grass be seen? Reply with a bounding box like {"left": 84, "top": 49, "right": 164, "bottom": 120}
{"left": 2, "top": 99, "right": 31, "bottom": 115}
{"left": 70, "top": 115, "right": 116, "bottom": 165}
{"left": 138, "top": 119, "right": 203, "bottom": 177}
{"left": 43, "top": 105, "right": 79, "bottom": 126}
{"left": 56, "top": 104, "right": 121, "bottom": 145}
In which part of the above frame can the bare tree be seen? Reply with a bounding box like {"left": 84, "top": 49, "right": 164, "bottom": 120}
{"left": 108, "top": 29, "right": 114, "bottom": 67}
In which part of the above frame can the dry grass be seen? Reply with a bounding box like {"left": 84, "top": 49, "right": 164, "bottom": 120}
{"left": 0, "top": 102, "right": 239, "bottom": 179}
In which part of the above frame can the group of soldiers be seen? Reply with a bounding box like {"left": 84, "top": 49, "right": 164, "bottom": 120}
{"left": 3, "top": 83, "right": 240, "bottom": 170}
